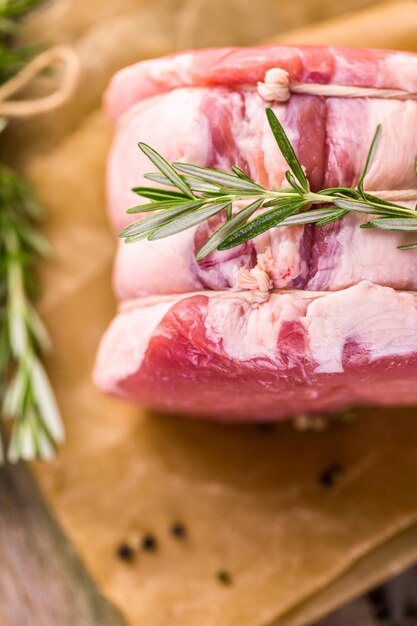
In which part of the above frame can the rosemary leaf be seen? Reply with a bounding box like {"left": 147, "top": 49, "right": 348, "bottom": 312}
{"left": 138, "top": 143, "right": 195, "bottom": 199}
{"left": 333, "top": 198, "right": 416, "bottom": 217}
{"left": 285, "top": 170, "right": 306, "bottom": 194}
{"left": 173, "top": 162, "right": 261, "bottom": 192}
{"left": 31, "top": 358, "right": 64, "bottom": 442}
{"left": 363, "top": 217, "right": 417, "bottom": 231}
{"left": 362, "top": 192, "right": 410, "bottom": 211}
{"left": 398, "top": 242, "right": 417, "bottom": 250}
{"left": 278, "top": 208, "right": 342, "bottom": 226}
{"left": 122, "top": 201, "right": 204, "bottom": 238}
{"left": 132, "top": 186, "right": 189, "bottom": 202}
{"left": 196, "top": 199, "right": 263, "bottom": 260}
{"left": 231, "top": 166, "right": 255, "bottom": 183}
{"left": 219, "top": 200, "right": 306, "bottom": 249}
{"left": 149, "top": 200, "right": 232, "bottom": 240}
{"left": 265, "top": 108, "right": 309, "bottom": 192}
{"left": 263, "top": 193, "right": 299, "bottom": 207}
{"left": 319, "top": 187, "right": 361, "bottom": 199}
{"left": 144, "top": 172, "right": 219, "bottom": 193}
{"left": 357, "top": 124, "right": 382, "bottom": 199}
{"left": 316, "top": 210, "right": 348, "bottom": 226}
{"left": 127, "top": 200, "right": 189, "bottom": 214}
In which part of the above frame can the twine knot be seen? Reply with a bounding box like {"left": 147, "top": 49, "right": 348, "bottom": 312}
{"left": 257, "top": 68, "right": 290, "bottom": 103}
{"left": 238, "top": 266, "right": 273, "bottom": 304}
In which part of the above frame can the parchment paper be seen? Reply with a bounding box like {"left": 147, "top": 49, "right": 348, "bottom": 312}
{"left": 10, "top": 1, "right": 417, "bottom": 624}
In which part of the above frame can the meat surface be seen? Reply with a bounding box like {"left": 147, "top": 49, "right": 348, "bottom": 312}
{"left": 94, "top": 45, "right": 417, "bottom": 421}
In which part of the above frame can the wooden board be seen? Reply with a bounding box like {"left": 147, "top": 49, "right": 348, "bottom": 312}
{"left": 0, "top": 462, "right": 126, "bottom": 626}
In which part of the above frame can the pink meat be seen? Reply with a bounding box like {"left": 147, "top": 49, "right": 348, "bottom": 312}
{"left": 95, "top": 45, "right": 417, "bottom": 420}
{"left": 95, "top": 282, "right": 417, "bottom": 420}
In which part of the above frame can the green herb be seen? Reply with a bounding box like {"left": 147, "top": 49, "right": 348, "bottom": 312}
{"left": 0, "top": 0, "right": 43, "bottom": 83}
{"left": 0, "top": 0, "right": 63, "bottom": 462}
{"left": 121, "top": 108, "right": 417, "bottom": 258}
{"left": 0, "top": 167, "right": 64, "bottom": 462}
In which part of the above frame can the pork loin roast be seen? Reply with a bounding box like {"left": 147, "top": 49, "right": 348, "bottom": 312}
{"left": 94, "top": 45, "right": 417, "bottom": 421}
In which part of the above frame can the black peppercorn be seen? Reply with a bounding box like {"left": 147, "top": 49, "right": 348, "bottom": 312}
{"left": 141, "top": 533, "right": 157, "bottom": 552}
{"left": 319, "top": 463, "right": 344, "bottom": 489}
{"left": 170, "top": 522, "right": 187, "bottom": 539}
{"left": 116, "top": 543, "right": 134, "bottom": 562}
{"left": 255, "top": 422, "right": 275, "bottom": 433}
{"left": 216, "top": 570, "right": 232, "bottom": 585}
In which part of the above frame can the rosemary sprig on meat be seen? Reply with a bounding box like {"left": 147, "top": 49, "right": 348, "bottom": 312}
{"left": 121, "top": 107, "right": 417, "bottom": 259}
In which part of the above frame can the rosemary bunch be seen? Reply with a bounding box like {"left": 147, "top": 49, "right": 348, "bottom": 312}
{"left": 0, "top": 0, "right": 43, "bottom": 81}
{"left": 0, "top": 0, "right": 64, "bottom": 462}
{"left": 0, "top": 167, "right": 64, "bottom": 462}
{"left": 121, "top": 108, "right": 417, "bottom": 258}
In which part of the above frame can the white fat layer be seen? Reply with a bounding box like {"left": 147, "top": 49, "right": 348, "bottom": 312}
{"left": 324, "top": 98, "right": 417, "bottom": 190}
{"left": 205, "top": 293, "right": 307, "bottom": 362}
{"left": 93, "top": 300, "right": 174, "bottom": 391}
{"left": 114, "top": 230, "right": 201, "bottom": 300}
{"left": 365, "top": 100, "right": 417, "bottom": 190}
{"left": 231, "top": 91, "right": 288, "bottom": 188}
{"left": 95, "top": 283, "right": 417, "bottom": 393}
{"left": 307, "top": 203, "right": 417, "bottom": 292}
{"left": 147, "top": 53, "right": 194, "bottom": 87}
{"left": 304, "top": 281, "right": 417, "bottom": 373}
{"left": 108, "top": 87, "right": 211, "bottom": 232}
{"left": 383, "top": 53, "right": 417, "bottom": 91}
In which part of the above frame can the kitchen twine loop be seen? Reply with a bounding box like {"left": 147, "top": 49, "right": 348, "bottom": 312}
{"left": 0, "top": 45, "right": 80, "bottom": 117}
{"left": 257, "top": 67, "right": 417, "bottom": 103}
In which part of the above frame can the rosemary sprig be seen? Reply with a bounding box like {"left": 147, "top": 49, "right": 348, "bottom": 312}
{"left": 121, "top": 108, "right": 417, "bottom": 258}
{"left": 0, "top": 0, "right": 64, "bottom": 462}
{"left": 0, "top": 167, "right": 64, "bottom": 462}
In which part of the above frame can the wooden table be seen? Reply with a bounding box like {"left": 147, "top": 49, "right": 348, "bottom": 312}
{"left": 0, "top": 463, "right": 126, "bottom": 626}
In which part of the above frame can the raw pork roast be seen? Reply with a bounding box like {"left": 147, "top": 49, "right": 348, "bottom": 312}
{"left": 94, "top": 45, "right": 417, "bottom": 421}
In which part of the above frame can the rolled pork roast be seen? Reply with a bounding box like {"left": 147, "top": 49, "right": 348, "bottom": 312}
{"left": 94, "top": 45, "right": 417, "bottom": 421}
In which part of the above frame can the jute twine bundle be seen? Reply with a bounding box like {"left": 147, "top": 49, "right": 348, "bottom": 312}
{"left": 0, "top": 45, "right": 80, "bottom": 118}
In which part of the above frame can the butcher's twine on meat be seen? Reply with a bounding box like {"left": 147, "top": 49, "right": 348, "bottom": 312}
{"left": 257, "top": 67, "right": 417, "bottom": 103}
{"left": 257, "top": 68, "right": 417, "bottom": 204}
{"left": 0, "top": 45, "right": 80, "bottom": 118}
{"left": 237, "top": 267, "right": 273, "bottom": 304}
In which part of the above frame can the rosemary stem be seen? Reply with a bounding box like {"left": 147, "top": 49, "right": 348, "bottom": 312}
{"left": 307, "top": 193, "right": 334, "bottom": 203}
{"left": 5, "top": 228, "right": 28, "bottom": 358}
